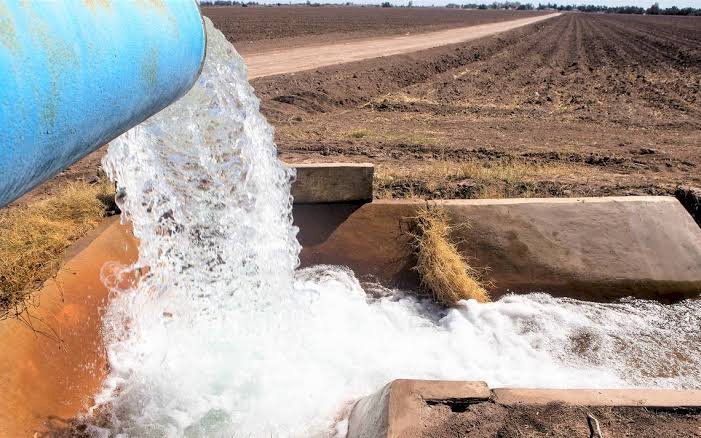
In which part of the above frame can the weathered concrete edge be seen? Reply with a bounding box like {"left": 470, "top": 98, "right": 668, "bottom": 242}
{"left": 288, "top": 163, "right": 682, "bottom": 205}
{"left": 347, "top": 379, "right": 701, "bottom": 438}
{"left": 288, "top": 162, "right": 374, "bottom": 204}
{"left": 493, "top": 387, "right": 701, "bottom": 408}
{"left": 61, "top": 215, "right": 123, "bottom": 262}
{"left": 347, "top": 380, "right": 491, "bottom": 438}
{"left": 292, "top": 163, "right": 374, "bottom": 169}
{"left": 380, "top": 195, "right": 680, "bottom": 206}
{"left": 0, "top": 217, "right": 139, "bottom": 437}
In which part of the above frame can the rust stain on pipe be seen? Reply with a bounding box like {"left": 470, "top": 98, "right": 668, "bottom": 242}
{"left": 137, "top": 0, "right": 167, "bottom": 14}
{"left": 82, "top": 0, "right": 112, "bottom": 11}
{"left": 141, "top": 47, "right": 160, "bottom": 89}
{"left": 0, "top": 3, "right": 18, "bottom": 53}
{"left": 19, "top": 2, "right": 78, "bottom": 131}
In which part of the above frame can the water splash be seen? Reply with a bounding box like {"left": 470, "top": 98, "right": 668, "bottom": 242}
{"left": 95, "top": 19, "right": 701, "bottom": 437}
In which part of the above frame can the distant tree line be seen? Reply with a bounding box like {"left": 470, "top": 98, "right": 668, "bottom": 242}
{"left": 535, "top": 2, "right": 700, "bottom": 15}
{"left": 201, "top": 0, "right": 701, "bottom": 16}
{"left": 446, "top": 2, "right": 535, "bottom": 11}
{"left": 453, "top": 2, "right": 699, "bottom": 14}
{"left": 205, "top": 1, "right": 257, "bottom": 6}
{"left": 452, "top": 2, "right": 534, "bottom": 9}
{"left": 203, "top": 0, "right": 403, "bottom": 6}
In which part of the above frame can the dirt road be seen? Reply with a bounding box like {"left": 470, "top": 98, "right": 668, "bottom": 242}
{"left": 243, "top": 13, "right": 560, "bottom": 78}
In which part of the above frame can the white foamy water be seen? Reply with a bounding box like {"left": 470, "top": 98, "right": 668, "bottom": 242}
{"left": 94, "top": 19, "right": 701, "bottom": 437}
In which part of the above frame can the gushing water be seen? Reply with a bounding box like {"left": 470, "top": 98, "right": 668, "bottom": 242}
{"left": 94, "top": 19, "right": 701, "bottom": 437}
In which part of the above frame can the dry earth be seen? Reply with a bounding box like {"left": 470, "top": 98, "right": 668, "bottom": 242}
{"left": 417, "top": 401, "right": 701, "bottom": 437}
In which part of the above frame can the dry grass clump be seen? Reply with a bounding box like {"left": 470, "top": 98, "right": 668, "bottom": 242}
{"left": 410, "top": 206, "right": 490, "bottom": 306}
{"left": 457, "top": 159, "right": 577, "bottom": 183}
{"left": 377, "top": 159, "right": 580, "bottom": 188}
{"left": 375, "top": 159, "right": 594, "bottom": 199}
{"left": 0, "top": 180, "right": 115, "bottom": 320}
{"left": 366, "top": 91, "right": 440, "bottom": 107}
{"left": 347, "top": 128, "right": 370, "bottom": 139}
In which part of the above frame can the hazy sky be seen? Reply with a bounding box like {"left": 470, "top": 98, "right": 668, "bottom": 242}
{"left": 536, "top": 0, "right": 701, "bottom": 5}
{"left": 250, "top": 0, "right": 701, "bottom": 8}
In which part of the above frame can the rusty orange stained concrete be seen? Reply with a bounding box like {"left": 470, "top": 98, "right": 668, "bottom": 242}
{"left": 0, "top": 217, "right": 138, "bottom": 437}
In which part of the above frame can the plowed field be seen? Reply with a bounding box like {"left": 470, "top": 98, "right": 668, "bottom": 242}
{"left": 252, "top": 13, "right": 701, "bottom": 200}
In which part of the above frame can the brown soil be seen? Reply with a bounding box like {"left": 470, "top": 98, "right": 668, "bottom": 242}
{"left": 201, "top": 6, "right": 547, "bottom": 54}
{"left": 251, "top": 13, "right": 701, "bottom": 202}
{"left": 418, "top": 400, "right": 701, "bottom": 437}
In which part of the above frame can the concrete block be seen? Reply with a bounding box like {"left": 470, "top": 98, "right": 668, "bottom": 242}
{"left": 347, "top": 382, "right": 391, "bottom": 438}
{"left": 676, "top": 186, "right": 701, "bottom": 226}
{"left": 290, "top": 163, "right": 373, "bottom": 204}
{"left": 347, "top": 379, "right": 490, "bottom": 438}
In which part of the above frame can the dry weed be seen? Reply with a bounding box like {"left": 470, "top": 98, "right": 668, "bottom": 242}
{"left": 0, "top": 180, "right": 115, "bottom": 320}
{"left": 346, "top": 129, "right": 370, "bottom": 139}
{"left": 375, "top": 159, "right": 593, "bottom": 199}
{"left": 409, "top": 206, "right": 490, "bottom": 305}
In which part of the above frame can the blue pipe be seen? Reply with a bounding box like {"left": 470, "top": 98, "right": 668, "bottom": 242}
{"left": 0, "top": 0, "right": 206, "bottom": 207}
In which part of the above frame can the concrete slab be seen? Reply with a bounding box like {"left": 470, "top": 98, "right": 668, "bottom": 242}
{"left": 290, "top": 162, "right": 373, "bottom": 203}
{"left": 348, "top": 380, "right": 490, "bottom": 438}
{"left": 493, "top": 388, "right": 701, "bottom": 408}
{"left": 348, "top": 379, "right": 701, "bottom": 438}
{"left": 295, "top": 197, "right": 701, "bottom": 301}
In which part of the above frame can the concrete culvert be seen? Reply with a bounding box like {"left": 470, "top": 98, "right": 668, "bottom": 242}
{"left": 676, "top": 186, "right": 701, "bottom": 227}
